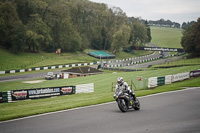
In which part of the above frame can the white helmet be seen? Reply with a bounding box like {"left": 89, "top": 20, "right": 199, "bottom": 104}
{"left": 117, "top": 77, "right": 124, "bottom": 85}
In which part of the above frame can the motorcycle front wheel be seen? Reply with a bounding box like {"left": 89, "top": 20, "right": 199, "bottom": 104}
{"left": 117, "top": 99, "right": 128, "bottom": 112}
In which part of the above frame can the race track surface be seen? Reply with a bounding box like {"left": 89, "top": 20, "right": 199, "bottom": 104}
{"left": 1, "top": 87, "right": 200, "bottom": 133}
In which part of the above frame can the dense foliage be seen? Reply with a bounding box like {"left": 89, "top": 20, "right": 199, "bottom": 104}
{"left": 182, "top": 21, "right": 196, "bottom": 30}
{"left": 181, "top": 18, "right": 200, "bottom": 57}
{"left": 148, "top": 19, "right": 180, "bottom": 28}
{"left": 0, "top": 0, "right": 151, "bottom": 53}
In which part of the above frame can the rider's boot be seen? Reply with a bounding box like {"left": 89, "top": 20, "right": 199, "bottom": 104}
{"left": 129, "top": 90, "right": 138, "bottom": 103}
{"left": 132, "top": 93, "right": 138, "bottom": 104}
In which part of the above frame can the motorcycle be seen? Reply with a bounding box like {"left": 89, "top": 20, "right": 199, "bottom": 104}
{"left": 113, "top": 88, "right": 140, "bottom": 112}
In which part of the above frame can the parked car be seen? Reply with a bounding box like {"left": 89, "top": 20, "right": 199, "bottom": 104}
{"left": 45, "top": 72, "right": 55, "bottom": 80}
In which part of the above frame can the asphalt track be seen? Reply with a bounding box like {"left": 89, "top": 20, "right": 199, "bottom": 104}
{"left": 0, "top": 71, "right": 61, "bottom": 82}
{"left": 1, "top": 87, "right": 200, "bottom": 133}
{"left": 124, "top": 56, "right": 182, "bottom": 69}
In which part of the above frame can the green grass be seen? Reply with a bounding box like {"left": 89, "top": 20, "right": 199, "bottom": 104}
{"left": 153, "top": 57, "right": 200, "bottom": 68}
{"left": 1, "top": 64, "right": 199, "bottom": 92}
{"left": 0, "top": 62, "right": 200, "bottom": 121}
{"left": 0, "top": 72, "right": 199, "bottom": 121}
{"left": 151, "top": 26, "right": 183, "bottom": 48}
{"left": 0, "top": 49, "right": 96, "bottom": 71}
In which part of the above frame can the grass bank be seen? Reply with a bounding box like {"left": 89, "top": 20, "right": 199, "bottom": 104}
{"left": 151, "top": 26, "right": 183, "bottom": 48}
{"left": 0, "top": 49, "right": 152, "bottom": 71}
{"left": 152, "top": 57, "right": 200, "bottom": 68}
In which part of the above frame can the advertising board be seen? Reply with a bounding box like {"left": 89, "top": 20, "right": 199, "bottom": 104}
{"left": 10, "top": 86, "right": 75, "bottom": 101}
{"left": 172, "top": 72, "right": 190, "bottom": 82}
{"left": 0, "top": 92, "right": 2, "bottom": 103}
{"left": 60, "top": 87, "right": 73, "bottom": 95}
{"left": 129, "top": 46, "right": 184, "bottom": 52}
{"left": 190, "top": 70, "right": 200, "bottom": 77}
{"left": 28, "top": 87, "right": 60, "bottom": 99}
{"left": 11, "top": 90, "right": 28, "bottom": 101}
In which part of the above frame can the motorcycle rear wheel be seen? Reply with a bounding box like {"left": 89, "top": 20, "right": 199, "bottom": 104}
{"left": 117, "top": 99, "right": 128, "bottom": 112}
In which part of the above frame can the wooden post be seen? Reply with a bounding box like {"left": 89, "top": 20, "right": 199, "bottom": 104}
{"left": 111, "top": 82, "right": 113, "bottom": 92}
{"left": 131, "top": 80, "right": 132, "bottom": 90}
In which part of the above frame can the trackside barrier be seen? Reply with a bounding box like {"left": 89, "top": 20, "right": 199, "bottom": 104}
{"left": 106, "top": 52, "right": 158, "bottom": 68}
{"left": 0, "top": 92, "right": 2, "bottom": 103}
{"left": 0, "top": 83, "right": 94, "bottom": 103}
{"left": 190, "top": 70, "right": 200, "bottom": 77}
{"left": 148, "top": 77, "right": 165, "bottom": 88}
{"left": 148, "top": 71, "right": 197, "bottom": 89}
{"left": 165, "top": 75, "right": 172, "bottom": 84}
{"left": 76, "top": 83, "right": 94, "bottom": 94}
{"left": 171, "top": 72, "right": 190, "bottom": 83}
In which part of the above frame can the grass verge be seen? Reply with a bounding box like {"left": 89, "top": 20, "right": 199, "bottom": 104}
{"left": 153, "top": 57, "right": 200, "bottom": 68}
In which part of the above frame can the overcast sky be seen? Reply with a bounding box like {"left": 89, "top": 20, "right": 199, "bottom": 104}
{"left": 89, "top": 0, "right": 200, "bottom": 24}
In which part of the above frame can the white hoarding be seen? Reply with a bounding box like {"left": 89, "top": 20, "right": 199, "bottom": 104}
{"left": 172, "top": 72, "right": 189, "bottom": 82}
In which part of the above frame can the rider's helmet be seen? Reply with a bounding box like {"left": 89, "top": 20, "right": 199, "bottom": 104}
{"left": 117, "top": 77, "right": 124, "bottom": 85}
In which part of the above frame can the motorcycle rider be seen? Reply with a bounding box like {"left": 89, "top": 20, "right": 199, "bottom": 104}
{"left": 116, "top": 77, "right": 137, "bottom": 102}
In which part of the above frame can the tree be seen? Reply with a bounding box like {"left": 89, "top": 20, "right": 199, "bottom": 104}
{"left": 181, "top": 18, "right": 200, "bottom": 57}
{"left": 0, "top": 0, "right": 134, "bottom": 53}
{"left": 145, "top": 20, "right": 152, "bottom": 43}
{"left": 0, "top": 1, "right": 26, "bottom": 52}
{"left": 129, "top": 19, "right": 148, "bottom": 46}
{"left": 182, "top": 21, "right": 196, "bottom": 30}
{"left": 26, "top": 14, "right": 52, "bottom": 52}
{"left": 26, "top": 30, "right": 44, "bottom": 52}
{"left": 111, "top": 25, "right": 130, "bottom": 54}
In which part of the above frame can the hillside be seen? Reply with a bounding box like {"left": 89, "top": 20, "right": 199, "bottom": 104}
{"left": 0, "top": 49, "right": 152, "bottom": 71}
{"left": 0, "top": 26, "right": 182, "bottom": 71}
{"left": 151, "top": 26, "right": 183, "bottom": 48}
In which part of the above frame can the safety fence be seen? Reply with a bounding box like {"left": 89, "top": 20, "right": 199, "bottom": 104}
{"left": 148, "top": 70, "right": 200, "bottom": 88}
{"left": 0, "top": 83, "right": 94, "bottom": 103}
{"left": 105, "top": 52, "right": 176, "bottom": 68}
{"left": 105, "top": 52, "right": 158, "bottom": 68}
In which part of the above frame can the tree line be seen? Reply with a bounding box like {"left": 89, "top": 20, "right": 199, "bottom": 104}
{"left": 181, "top": 18, "right": 200, "bottom": 57}
{"left": 148, "top": 19, "right": 180, "bottom": 28}
{"left": 0, "top": 0, "right": 151, "bottom": 53}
